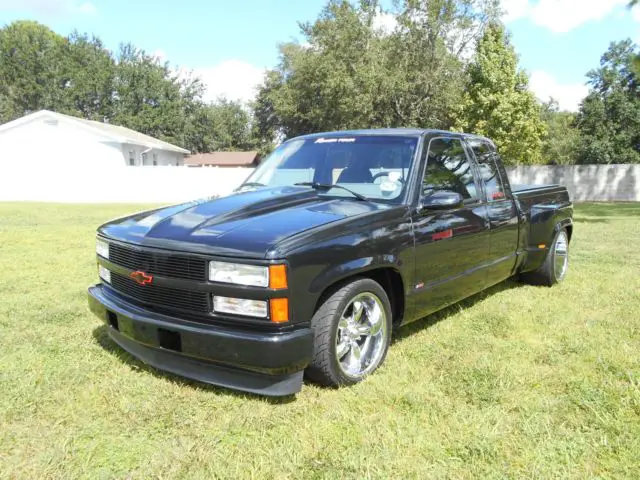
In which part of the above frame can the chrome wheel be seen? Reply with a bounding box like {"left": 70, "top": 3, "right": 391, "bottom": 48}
{"left": 335, "top": 292, "right": 387, "bottom": 379}
{"left": 554, "top": 230, "right": 569, "bottom": 281}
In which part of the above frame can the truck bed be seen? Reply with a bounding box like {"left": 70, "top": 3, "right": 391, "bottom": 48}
{"left": 510, "top": 182, "right": 573, "bottom": 273}
{"left": 511, "top": 184, "right": 569, "bottom": 201}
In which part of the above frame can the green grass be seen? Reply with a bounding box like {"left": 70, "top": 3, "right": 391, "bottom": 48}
{"left": 1, "top": 202, "right": 639, "bottom": 479}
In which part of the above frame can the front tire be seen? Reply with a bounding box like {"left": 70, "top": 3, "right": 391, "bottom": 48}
{"left": 305, "top": 278, "right": 392, "bottom": 387}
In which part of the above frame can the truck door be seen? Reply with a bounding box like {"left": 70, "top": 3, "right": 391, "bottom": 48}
{"left": 411, "top": 137, "right": 491, "bottom": 319}
{"left": 467, "top": 138, "right": 520, "bottom": 287}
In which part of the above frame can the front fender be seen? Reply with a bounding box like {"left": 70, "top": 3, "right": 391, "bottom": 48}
{"left": 308, "top": 254, "right": 404, "bottom": 296}
{"left": 281, "top": 207, "right": 415, "bottom": 325}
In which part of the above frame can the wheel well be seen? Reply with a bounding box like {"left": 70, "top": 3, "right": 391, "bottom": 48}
{"left": 315, "top": 268, "right": 406, "bottom": 325}
{"left": 565, "top": 224, "right": 573, "bottom": 242}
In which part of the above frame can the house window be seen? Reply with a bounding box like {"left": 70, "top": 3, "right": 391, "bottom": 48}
{"left": 128, "top": 151, "right": 135, "bottom": 166}
{"left": 142, "top": 152, "right": 148, "bottom": 164}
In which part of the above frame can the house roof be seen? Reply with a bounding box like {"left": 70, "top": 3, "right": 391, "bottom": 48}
{"left": 185, "top": 151, "right": 259, "bottom": 167}
{"left": 0, "top": 110, "right": 190, "bottom": 154}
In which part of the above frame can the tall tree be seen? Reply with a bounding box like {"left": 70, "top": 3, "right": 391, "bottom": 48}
{"left": 0, "top": 23, "right": 116, "bottom": 122}
{"left": 111, "top": 43, "right": 204, "bottom": 148}
{"left": 0, "top": 21, "right": 230, "bottom": 153}
{"left": 628, "top": 1, "right": 640, "bottom": 76}
{"left": 456, "top": 22, "right": 545, "bottom": 165}
{"left": 255, "top": 1, "right": 388, "bottom": 138}
{"left": 575, "top": 39, "right": 640, "bottom": 164}
{"left": 0, "top": 21, "right": 65, "bottom": 121}
{"left": 56, "top": 32, "right": 116, "bottom": 121}
{"left": 386, "top": 0, "right": 499, "bottom": 128}
{"left": 539, "top": 98, "right": 579, "bottom": 165}
{"left": 253, "top": 0, "right": 499, "bottom": 141}
{"left": 185, "top": 99, "right": 256, "bottom": 153}
{"left": 250, "top": 70, "right": 281, "bottom": 154}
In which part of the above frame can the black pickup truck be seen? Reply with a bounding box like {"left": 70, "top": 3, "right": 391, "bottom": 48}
{"left": 88, "top": 129, "right": 573, "bottom": 396}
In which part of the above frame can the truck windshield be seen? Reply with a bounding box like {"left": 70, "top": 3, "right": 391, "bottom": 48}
{"left": 239, "top": 135, "right": 419, "bottom": 202}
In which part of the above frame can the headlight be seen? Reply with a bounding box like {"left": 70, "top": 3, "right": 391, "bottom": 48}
{"left": 209, "top": 261, "right": 269, "bottom": 287}
{"left": 96, "top": 238, "right": 109, "bottom": 259}
{"left": 98, "top": 265, "right": 111, "bottom": 283}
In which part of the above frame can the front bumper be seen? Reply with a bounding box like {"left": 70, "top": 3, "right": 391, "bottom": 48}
{"left": 88, "top": 284, "right": 313, "bottom": 396}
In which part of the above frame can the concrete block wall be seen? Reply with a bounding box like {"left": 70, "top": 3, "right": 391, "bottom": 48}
{"left": 0, "top": 165, "right": 252, "bottom": 203}
{"left": 1, "top": 163, "right": 639, "bottom": 203}
{"left": 506, "top": 164, "right": 640, "bottom": 202}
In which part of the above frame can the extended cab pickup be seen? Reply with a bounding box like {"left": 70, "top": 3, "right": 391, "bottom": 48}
{"left": 88, "top": 129, "right": 573, "bottom": 396}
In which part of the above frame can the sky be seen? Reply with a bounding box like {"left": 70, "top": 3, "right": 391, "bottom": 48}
{"left": 0, "top": 0, "right": 639, "bottom": 112}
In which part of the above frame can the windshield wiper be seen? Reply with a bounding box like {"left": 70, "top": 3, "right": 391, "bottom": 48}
{"left": 234, "top": 181, "right": 266, "bottom": 192}
{"left": 294, "top": 182, "right": 368, "bottom": 201}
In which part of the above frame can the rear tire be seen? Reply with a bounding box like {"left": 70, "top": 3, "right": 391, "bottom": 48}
{"left": 520, "top": 228, "right": 569, "bottom": 286}
{"left": 305, "top": 278, "right": 392, "bottom": 387}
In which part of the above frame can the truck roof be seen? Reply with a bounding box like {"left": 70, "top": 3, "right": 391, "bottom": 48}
{"left": 293, "top": 128, "right": 493, "bottom": 143}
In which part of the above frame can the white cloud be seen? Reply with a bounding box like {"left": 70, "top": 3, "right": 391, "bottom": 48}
{"left": 194, "top": 60, "right": 265, "bottom": 104}
{"left": 503, "top": 0, "right": 627, "bottom": 33}
{"left": 77, "top": 1, "right": 96, "bottom": 14}
{"left": 529, "top": 70, "right": 589, "bottom": 111}
{"left": 502, "top": 0, "right": 531, "bottom": 22}
{"left": 632, "top": 6, "right": 640, "bottom": 22}
{"left": 372, "top": 10, "right": 398, "bottom": 34}
{"left": 152, "top": 49, "right": 168, "bottom": 63}
{"left": 0, "top": 0, "right": 65, "bottom": 15}
{"left": 0, "top": 0, "right": 97, "bottom": 16}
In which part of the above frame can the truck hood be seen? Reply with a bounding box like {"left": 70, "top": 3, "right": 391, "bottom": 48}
{"left": 98, "top": 186, "right": 390, "bottom": 258}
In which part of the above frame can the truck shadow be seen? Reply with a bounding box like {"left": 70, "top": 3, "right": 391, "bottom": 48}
{"left": 91, "top": 325, "right": 296, "bottom": 404}
{"left": 392, "top": 278, "right": 526, "bottom": 344}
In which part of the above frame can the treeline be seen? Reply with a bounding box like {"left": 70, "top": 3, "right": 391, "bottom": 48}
{"left": 0, "top": 21, "right": 256, "bottom": 154}
{"left": 1, "top": 0, "right": 639, "bottom": 164}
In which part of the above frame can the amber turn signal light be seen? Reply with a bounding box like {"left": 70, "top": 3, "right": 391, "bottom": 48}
{"left": 270, "top": 298, "right": 289, "bottom": 323}
{"left": 269, "top": 264, "right": 288, "bottom": 289}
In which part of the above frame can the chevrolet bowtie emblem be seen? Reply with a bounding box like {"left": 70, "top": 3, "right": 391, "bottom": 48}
{"left": 130, "top": 270, "right": 153, "bottom": 285}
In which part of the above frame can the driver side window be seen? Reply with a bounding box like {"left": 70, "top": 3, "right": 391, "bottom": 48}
{"left": 422, "top": 138, "right": 478, "bottom": 203}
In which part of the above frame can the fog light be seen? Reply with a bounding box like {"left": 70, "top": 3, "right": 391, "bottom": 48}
{"left": 98, "top": 265, "right": 111, "bottom": 284}
{"left": 213, "top": 296, "right": 268, "bottom": 318}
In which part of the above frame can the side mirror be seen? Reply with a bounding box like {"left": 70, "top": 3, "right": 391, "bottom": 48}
{"left": 420, "top": 191, "right": 464, "bottom": 210}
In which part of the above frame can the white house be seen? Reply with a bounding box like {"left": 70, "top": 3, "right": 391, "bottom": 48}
{"left": 0, "top": 110, "right": 189, "bottom": 169}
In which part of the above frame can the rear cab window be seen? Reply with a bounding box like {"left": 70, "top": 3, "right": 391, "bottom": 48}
{"left": 467, "top": 139, "right": 508, "bottom": 202}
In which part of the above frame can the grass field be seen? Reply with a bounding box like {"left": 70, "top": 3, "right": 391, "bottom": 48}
{"left": 1, "top": 202, "right": 639, "bottom": 479}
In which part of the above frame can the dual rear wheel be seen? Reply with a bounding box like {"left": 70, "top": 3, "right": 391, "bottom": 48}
{"left": 520, "top": 228, "right": 570, "bottom": 286}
